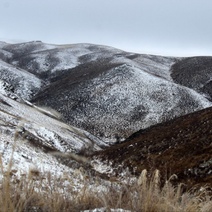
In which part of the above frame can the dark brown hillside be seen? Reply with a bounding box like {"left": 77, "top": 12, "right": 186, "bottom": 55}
{"left": 94, "top": 107, "right": 212, "bottom": 188}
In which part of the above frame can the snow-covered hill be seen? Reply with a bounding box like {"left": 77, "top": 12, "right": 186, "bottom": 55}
{"left": 0, "top": 92, "right": 106, "bottom": 152}
{"left": 0, "top": 60, "right": 43, "bottom": 100}
{"left": 0, "top": 82, "right": 107, "bottom": 176}
{"left": 0, "top": 41, "right": 212, "bottom": 209}
{"left": 34, "top": 62, "right": 212, "bottom": 143}
{"left": 1, "top": 41, "right": 212, "bottom": 143}
{"left": 171, "top": 56, "right": 212, "bottom": 100}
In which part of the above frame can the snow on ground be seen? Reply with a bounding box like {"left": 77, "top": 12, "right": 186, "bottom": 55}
{"left": 37, "top": 42, "right": 58, "bottom": 51}
{"left": 91, "top": 157, "right": 137, "bottom": 185}
{"left": 0, "top": 41, "right": 8, "bottom": 48}
{"left": 15, "top": 44, "right": 94, "bottom": 76}
{"left": 0, "top": 130, "right": 126, "bottom": 208}
{"left": 4, "top": 41, "right": 210, "bottom": 143}
{"left": 0, "top": 80, "right": 7, "bottom": 96}
{"left": 19, "top": 43, "right": 122, "bottom": 76}
{"left": 112, "top": 54, "right": 178, "bottom": 81}
{"left": 0, "top": 111, "right": 123, "bottom": 200}
{"left": 0, "top": 130, "right": 104, "bottom": 194}
{"left": 0, "top": 133, "right": 72, "bottom": 177}
{"left": 0, "top": 92, "right": 110, "bottom": 193}
{"left": 83, "top": 208, "right": 131, "bottom": 212}
{"left": 7, "top": 43, "right": 124, "bottom": 80}
{"left": 1, "top": 41, "right": 57, "bottom": 54}
{"left": 0, "top": 60, "right": 43, "bottom": 99}
{"left": 91, "top": 159, "right": 114, "bottom": 175}
{"left": 74, "top": 63, "right": 212, "bottom": 143}
{"left": 50, "top": 44, "right": 93, "bottom": 72}
{"left": 0, "top": 49, "right": 13, "bottom": 60}
{"left": 0, "top": 93, "right": 105, "bottom": 153}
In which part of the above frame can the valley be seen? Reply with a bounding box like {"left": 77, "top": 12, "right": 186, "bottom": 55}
{"left": 0, "top": 41, "right": 211, "bottom": 211}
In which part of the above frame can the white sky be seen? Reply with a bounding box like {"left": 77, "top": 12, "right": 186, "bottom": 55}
{"left": 0, "top": 0, "right": 212, "bottom": 56}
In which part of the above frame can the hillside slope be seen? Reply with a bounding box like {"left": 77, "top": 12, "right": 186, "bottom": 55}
{"left": 94, "top": 107, "right": 212, "bottom": 188}
{"left": 1, "top": 41, "right": 212, "bottom": 143}
{"left": 171, "top": 56, "right": 212, "bottom": 100}
{"left": 32, "top": 61, "right": 211, "bottom": 143}
{"left": 0, "top": 41, "right": 212, "bottom": 190}
{"left": 0, "top": 84, "right": 107, "bottom": 176}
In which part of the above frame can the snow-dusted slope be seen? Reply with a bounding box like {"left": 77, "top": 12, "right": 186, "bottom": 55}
{"left": 0, "top": 41, "right": 8, "bottom": 48}
{"left": 2, "top": 42, "right": 123, "bottom": 81}
{"left": 1, "top": 41, "right": 212, "bottom": 143}
{"left": 0, "top": 95, "right": 103, "bottom": 192}
{"left": 0, "top": 60, "right": 43, "bottom": 99}
{"left": 171, "top": 56, "right": 212, "bottom": 100}
{"left": 0, "top": 132, "right": 72, "bottom": 176}
{"left": 0, "top": 92, "right": 106, "bottom": 153}
{"left": 33, "top": 62, "right": 212, "bottom": 143}
{"left": 1, "top": 40, "right": 56, "bottom": 56}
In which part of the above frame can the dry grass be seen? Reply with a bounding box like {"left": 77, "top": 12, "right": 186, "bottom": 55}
{"left": 0, "top": 128, "right": 211, "bottom": 211}
{"left": 0, "top": 165, "right": 102, "bottom": 212}
{"left": 0, "top": 164, "right": 211, "bottom": 212}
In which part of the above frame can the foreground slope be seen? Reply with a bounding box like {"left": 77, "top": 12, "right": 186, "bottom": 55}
{"left": 94, "top": 107, "right": 212, "bottom": 188}
{"left": 0, "top": 87, "right": 106, "bottom": 176}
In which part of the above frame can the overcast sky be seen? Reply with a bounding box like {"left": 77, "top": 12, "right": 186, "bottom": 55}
{"left": 0, "top": 0, "right": 212, "bottom": 56}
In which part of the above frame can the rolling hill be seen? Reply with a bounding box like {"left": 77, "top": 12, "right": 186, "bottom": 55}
{"left": 1, "top": 41, "right": 212, "bottom": 143}
{"left": 94, "top": 106, "right": 212, "bottom": 188}
{"left": 0, "top": 40, "right": 211, "bottom": 190}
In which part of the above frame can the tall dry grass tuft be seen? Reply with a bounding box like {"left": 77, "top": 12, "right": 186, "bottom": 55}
{"left": 0, "top": 162, "right": 102, "bottom": 212}
{"left": 96, "top": 170, "right": 212, "bottom": 212}
{"left": 0, "top": 162, "right": 211, "bottom": 211}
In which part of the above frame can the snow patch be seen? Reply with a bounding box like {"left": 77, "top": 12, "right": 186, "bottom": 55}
{"left": 0, "top": 60, "right": 42, "bottom": 99}
{"left": 83, "top": 209, "right": 131, "bottom": 212}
